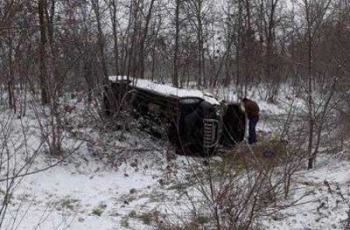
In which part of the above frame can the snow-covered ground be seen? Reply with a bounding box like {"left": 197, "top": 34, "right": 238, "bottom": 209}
{"left": 7, "top": 147, "right": 350, "bottom": 229}
{"left": 0, "top": 88, "right": 349, "bottom": 230}
{"left": 262, "top": 155, "right": 350, "bottom": 229}
{"left": 5, "top": 152, "right": 164, "bottom": 230}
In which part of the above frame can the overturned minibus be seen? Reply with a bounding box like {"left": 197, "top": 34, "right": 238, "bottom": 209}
{"left": 105, "top": 76, "right": 246, "bottom": 155}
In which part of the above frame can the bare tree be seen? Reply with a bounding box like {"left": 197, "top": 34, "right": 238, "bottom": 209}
{"left": 173, "top": 0, "right": 182, "bottom": 87}
{"left": 38, "top": 0, "right": 50, "bottom": 105}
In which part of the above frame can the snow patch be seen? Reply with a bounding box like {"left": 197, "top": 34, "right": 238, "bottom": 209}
{"left": 109, "top": 76, "right": 220, "bottom": 105}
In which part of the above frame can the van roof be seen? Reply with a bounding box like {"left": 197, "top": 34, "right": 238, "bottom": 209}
{"left": 109, "top": 76, "right": 219, "bottom": 105}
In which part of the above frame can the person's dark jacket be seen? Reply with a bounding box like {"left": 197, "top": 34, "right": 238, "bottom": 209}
{"left": 244, "top": 99, "right": 260, "bottom": 120}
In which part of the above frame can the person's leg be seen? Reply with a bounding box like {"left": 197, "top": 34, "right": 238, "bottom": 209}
{"left": 253, "top": 117, "right": 259, "bottom": 143}
{"left": 248, "top": 120, "right": 254, "bottom": 144}
{"left": 249, "top": 117, "right": 258, "bottom": 144}
{"left": 252, "top": 120, "right": 257, "bottom": 143}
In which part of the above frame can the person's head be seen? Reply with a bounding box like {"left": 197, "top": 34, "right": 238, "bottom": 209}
{"left": 242, "top": 97, "right": 249, "bottom": 104}
{"left": 220, "top": 100, "right": 228, "bottom": 111}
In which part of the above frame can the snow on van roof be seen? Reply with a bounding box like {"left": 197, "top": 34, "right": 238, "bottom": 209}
{"left": 109, "top": 76, "right": 219, "bottom": 105}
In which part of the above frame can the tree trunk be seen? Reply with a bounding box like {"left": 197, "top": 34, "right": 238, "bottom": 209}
{"left": 139, "top": 0, "right": 156, "bottom": 79}
{"left": 173, "top": 0, "right": 181, "bottom": 87}
{"left": 38, "top": 0, "right": 49, "bottom": 105}
{"left": 196, "top": 0, "right": 204, "bottom": 88}
{"left": 7, "top": 36, "right": 15, "bottom": 112}
{"left": 111, "top": 0, "right": 120, "bottom": 75}
{"left": 306, "top": 0, "right": 315, "bottom": 169}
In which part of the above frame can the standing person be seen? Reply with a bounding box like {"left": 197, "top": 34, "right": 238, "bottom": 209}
{"left": 242, "top": 98, "right": 260, "bottom": 144}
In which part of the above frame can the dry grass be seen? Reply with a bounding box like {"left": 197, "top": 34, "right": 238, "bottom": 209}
{"left": 215, "top": 140, "right": 289, "bottom": 172}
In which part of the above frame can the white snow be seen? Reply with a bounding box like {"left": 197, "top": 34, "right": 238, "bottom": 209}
{"left": 109, "top": 76, "right": 220, "bottom": 105}
{"left": 262, "top": 156, "right": 350, "bottom": 229}
{"left": 9, "top": 162, "right": 159, "bottom": 230}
